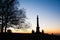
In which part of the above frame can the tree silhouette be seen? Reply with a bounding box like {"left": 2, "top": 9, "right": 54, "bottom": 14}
{"left": 16, "top": 8, "right": 30, "bottom": 29}
{"left": 0, "top": 0, "right": 19, "bottom": 33}
{"left": 0, "top": 0, "right": 28, "bottom": 33}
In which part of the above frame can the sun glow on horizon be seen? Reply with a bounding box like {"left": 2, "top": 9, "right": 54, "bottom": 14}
{"left": 6, "top": 27, "right": 60, "bottom": 34}
{"left": 7, "top": 27, "right": 32, "bottom": 33}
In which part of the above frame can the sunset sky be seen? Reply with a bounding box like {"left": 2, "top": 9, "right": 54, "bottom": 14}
{"left": 9, "top": 0, "right": 60, "bottom": 34}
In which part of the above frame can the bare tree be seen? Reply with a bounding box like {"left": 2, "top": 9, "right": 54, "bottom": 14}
{"left": 0, "top": 0, "right": 30, "bottom": 33}
{"left": 16, "top": 8, "right": 30, "bottom": 29}
{"left": 0, "top": 0, "right": 19, "bottom": 33}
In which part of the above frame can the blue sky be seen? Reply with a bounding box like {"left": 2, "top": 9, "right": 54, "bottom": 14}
{"left": 18, "top": 0, "right": 60, "bottom": 34}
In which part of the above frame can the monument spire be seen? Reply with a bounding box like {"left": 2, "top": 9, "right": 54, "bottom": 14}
{"left": 36, "top": 15, "right": 40, "bottom": 33}
{"left": 37, "top": 15, "right": 39, "bottom": 27}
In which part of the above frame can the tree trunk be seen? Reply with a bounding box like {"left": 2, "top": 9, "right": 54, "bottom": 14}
{"left": 1, "top": 15, "right": 3, "bottom": 33}
{"left": 5, "top": 13, "right": 8, "bottom": 33}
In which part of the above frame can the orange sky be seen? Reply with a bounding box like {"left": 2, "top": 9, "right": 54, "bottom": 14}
{"left": 44, "top": 29, "right": 60, "bottom": 34}
{"left": 7, "top": 27, "right": 60, "bottom": 35}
